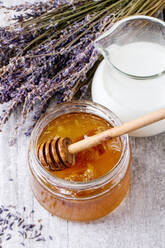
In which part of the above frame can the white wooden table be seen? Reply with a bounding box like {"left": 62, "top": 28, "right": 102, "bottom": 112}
{"left": 0, "top": 1, "right": 165, "bottom": 247}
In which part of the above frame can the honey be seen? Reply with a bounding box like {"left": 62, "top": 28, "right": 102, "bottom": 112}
{"left": 28, "top": 101, "right": 131, "bottom": 221}
{"left": 37, "top": 113, "right": 122, "bottom": 182}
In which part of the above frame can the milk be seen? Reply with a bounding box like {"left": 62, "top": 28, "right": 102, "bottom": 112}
{"left": 92, "top": 42, "right": 165, "bottom": 136}
{"left": 107, "top": 42, "right": 165, "bottom": 76}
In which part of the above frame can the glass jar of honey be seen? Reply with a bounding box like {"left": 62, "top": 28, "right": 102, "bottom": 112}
{"left": 28, "top": 101, "right": 131, "bottom": 221}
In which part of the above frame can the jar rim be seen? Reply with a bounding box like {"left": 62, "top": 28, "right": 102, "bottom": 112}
{"left": 28, "top": 100, "right": 130, "bottom": 191}
{"left": 95, "top": 15, "right": 165, "bottom": 80}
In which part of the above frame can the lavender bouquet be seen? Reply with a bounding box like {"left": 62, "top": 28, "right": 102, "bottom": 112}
{"left": 0, "top": 0, "right": 164, "bottom": 138}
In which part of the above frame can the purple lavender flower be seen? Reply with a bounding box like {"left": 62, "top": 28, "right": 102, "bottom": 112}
{"left": 0, "top": 0, "right": 114, "bottom": 136}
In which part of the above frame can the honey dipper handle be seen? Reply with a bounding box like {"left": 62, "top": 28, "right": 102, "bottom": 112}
{"left": 68, "top": 108, "right": 165, "bottom": 154}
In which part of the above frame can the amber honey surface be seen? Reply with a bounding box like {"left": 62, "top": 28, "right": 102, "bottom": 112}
{"left": 37, "top": 112, "right": 122, "bottom": 182}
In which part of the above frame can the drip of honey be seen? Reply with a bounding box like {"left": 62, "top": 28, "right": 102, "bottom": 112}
{"left": 38, "top": 112, "right": 122, "bottom": 182}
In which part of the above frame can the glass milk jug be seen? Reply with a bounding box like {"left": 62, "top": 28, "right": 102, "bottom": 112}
{"left": 92, "top": 16, "right": 165, "bottom": 137}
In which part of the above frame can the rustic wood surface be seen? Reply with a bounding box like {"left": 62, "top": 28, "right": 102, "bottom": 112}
{"left": 0, "top": 1, "right": 165, "bottom": 247}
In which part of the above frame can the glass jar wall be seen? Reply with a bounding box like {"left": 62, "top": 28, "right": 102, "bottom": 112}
{"left": 28, "top": 101, "right": 131, "bottom": 221}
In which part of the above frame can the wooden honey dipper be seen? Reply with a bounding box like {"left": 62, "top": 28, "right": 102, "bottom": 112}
{"left": 38, "top": 108, "right": 165, "bottom": 170}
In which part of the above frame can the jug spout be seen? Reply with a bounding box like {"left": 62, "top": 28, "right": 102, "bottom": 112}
{"left": 94, "top": 16, "right": 129, "bottom": 61}
{"left": 94, "top": 30, "right": 113, "bottom": 60}
{"left": 94, "top": 16, "right": 128, "bottom": 60}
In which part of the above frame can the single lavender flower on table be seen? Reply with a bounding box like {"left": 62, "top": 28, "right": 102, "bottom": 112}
{"left": 0, "top": 204, "right": 53, "bottom": 245}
